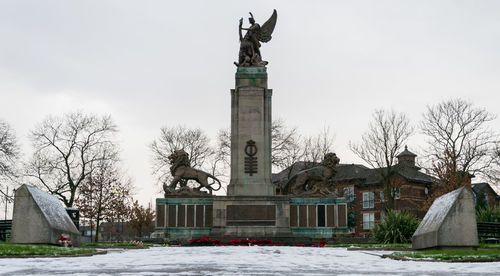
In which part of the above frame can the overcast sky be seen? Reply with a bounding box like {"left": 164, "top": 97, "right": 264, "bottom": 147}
{"left": 1, "top": 0, "right": 500, "bottom": 205}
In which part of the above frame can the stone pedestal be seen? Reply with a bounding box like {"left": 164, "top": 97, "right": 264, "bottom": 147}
{"left": 209, "top": 196, "right": 292, "bottom": 237}
{"left": 227, "top": 67, "right": 274, "bottom": 196}
{"left": 155, "top": 195, "right": 349, "bottom": 241}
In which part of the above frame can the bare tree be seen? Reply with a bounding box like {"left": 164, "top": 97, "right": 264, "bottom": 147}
{"left": 150, "top": 126, "right": 218, "bottom": 188}
{"left": 350, "top": 109, "right": 413, "bottom": 209}
{"left": 209, "top": 129, "right": 232, "bottom": 191}
{"left": 489, "top": 143, "right": 500, "bottom": 187}
{"left": 217, "top": 119, "right": 302, "bottom": 171}
{"left": 421, "top": 98, "right": 497, "bottom": 195}
{"left": 128, "top": 200, "right": 155, "bottom": 238}
{"left": 217, "top": 120, "right": 335, "bottom": 175}
{"left": 423, "top": 148, "right": 472, "bottom": 209}
{"left": 301, "top": 127, "right": 336, "bottom": 166}
{"left": 75, "top": 158, "right": 133, "bottom": 242}
{"left": 271, "top": 119, "right": 302, "bottom": 171}
{"left": 25, "top": 112, "right": 118, "bottom": 207}
{"left": 0, "top": 119, "right": 20, "bottom": 184}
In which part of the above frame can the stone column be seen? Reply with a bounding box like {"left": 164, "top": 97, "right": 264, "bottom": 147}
{"left": 227, "top": 67, "right": 274, "bottom": 196}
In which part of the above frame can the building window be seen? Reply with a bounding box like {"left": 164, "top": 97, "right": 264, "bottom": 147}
{"left": 363, "top": 213, "right": 375, "bottom": 230}
{"left": 485, "top": 192, "right": 489, "bottom": 205}
{"left": 379, "top": 191, "right": 385, "bottom": 202}
{"left": 363, "top": 192, "right": 374, "bottom": 209}
{"left": 392, "top": 188, "right": 401, "bottom": 200}
{"left": 343, "top": 186, "right": 354, "bottom": 202}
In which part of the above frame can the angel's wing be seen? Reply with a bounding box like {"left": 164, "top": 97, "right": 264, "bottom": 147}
{"left": 258, "top": 9, "right": 277, "bottom": 43}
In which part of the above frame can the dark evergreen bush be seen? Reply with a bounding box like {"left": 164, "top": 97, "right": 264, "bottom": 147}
{"left": 371, "top": 210, "right": 420, "bottom": 244}
{"left": 476, "top": 205, "right": 500, "bottom": 223}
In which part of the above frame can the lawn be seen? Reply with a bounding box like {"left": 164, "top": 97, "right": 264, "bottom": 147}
{"left": 391, "top": 248, "right": 500, "bottom": 262}
{"left": 0, "top": 242, "right": 96, "bottom": 257}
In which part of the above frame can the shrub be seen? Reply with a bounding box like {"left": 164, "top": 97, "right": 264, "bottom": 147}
{"left": 476, "top": 205, "right": 500, "bottom": 222}
{"left": 371, "top": 210, "right": 420, "bottom": 244}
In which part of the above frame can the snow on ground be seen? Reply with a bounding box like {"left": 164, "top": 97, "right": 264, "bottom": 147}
{"left": 0, "top": 246, "right": 498, "bottom": 276}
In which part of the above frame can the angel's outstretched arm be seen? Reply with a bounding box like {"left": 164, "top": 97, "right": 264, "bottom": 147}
{"left": 238, "top": 18, "right": 243, "bottom": 41}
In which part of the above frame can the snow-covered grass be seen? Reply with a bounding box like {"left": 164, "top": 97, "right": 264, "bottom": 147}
{"left": 393, "top": 248, "right": 500, "bottom": 261}
{"left": 326, "top": 243, "right": 411, "bottom": 248}
{"left": 81, "top": 242, "right": 151, "bottom": 248}
{"left": 0, "top": 246, "right": 499, "bottom": 275}
{"left": 0, "top": 242, "right": 95, "bottom": 256}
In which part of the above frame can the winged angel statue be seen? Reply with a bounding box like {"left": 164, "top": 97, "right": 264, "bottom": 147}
{"left": 235, "top": 9, "right": 277, "bottom": 67}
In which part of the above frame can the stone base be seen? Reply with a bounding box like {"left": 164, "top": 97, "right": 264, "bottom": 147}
{"left": 210, "top": 196, "right": 292, "bottom": 238}
{"left": 155, "top": 195, "right": 348, "bottom": 241}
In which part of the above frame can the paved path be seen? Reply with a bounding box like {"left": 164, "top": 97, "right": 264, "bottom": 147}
{"left": 0, "top": 246, "right": 498, "bottom": 275}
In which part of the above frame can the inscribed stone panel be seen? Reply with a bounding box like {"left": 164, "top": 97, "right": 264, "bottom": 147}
{"left": 308, "top": 205, "right": 316, "bottom": 227}
{"left": 226, "top": 205, "right": 275, "bottom": 221}
{"left": 168, "top": 205, "right": 176, "bottom": 227}
{"left": 290, "top": 205, "right": 298, "bottom": 227}
{"left": 299, "top": 205, "right": 307, "bottom": 227}
{"left": 338, "top": 204, "right": 347, "bottom": 227}
{"left": 157, "top": 204, "right": 165, "bottom": 228}
{"left": 204, "top": 205, "right": 213, "bottom": 227}
{"left": 177, "top": 205, "right": 185, "bottom": 227}
{"left": 326, "top": 205, "right": 335, "bottom": 227}
{"left": 195, "top": 205, "right": 204, "bottom": 227}
{"left": 186, "top": 205, "right": 195, "bottom": 227}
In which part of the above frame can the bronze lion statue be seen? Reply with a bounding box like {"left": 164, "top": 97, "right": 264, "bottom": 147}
{"left": 164, "top": 149, "right": 222, "bottom": 195}
{"left": 284, "top": 153, "right": 340, "bottom": 195}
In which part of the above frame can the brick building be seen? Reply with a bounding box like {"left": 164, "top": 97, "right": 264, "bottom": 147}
{"left": 273, "top": 147, "right": 435, "bottom": 235}
{"left": 472, "top": 182, "right": 500, "bottom": 208}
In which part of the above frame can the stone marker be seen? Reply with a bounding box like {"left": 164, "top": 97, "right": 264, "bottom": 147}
{"left": 412, "top": 187, "right": 478, "bottom": 250}
{"left": 11, "top": 184, "right": 80, "bottom": 245}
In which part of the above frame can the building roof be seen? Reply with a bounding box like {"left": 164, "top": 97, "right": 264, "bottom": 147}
{"left": 472, "top": 182, "right": 499, "bottom": 197}
{"left": 272, "top": 160, "right": 433, "bottom": 188}
{"left": 396, "top": 145, "right": 417, "bottom": 158}
{"left": 271, "top": 161, "right": 319, "bottom": 184}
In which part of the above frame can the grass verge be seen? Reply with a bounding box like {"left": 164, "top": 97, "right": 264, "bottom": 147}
{"left": 0, "top": 242, "right": 96, "bottom": 257}
{"left": 389, "top": 249, "right": 500, "bottom": 262}
{"left": 478, "top": 243, "right": 500, "bottom": 249}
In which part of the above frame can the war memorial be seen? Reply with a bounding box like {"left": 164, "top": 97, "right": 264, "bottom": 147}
{"left": 6, "top": 9, "right": 480, "bottom": 253}
{"left": 154, "top": 10, "right": 348, "bottom": 243}
{"left": 3, "top": 6, "right": 497, "bottom": 275}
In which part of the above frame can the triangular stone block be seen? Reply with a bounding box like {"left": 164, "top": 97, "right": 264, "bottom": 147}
{"left": 11, "top": 184, "right": 80, "bottom": 245}
{"left": 412, "top": 187, "right": 478, "bottom": 249}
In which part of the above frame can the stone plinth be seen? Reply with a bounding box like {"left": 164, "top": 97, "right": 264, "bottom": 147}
{"left": 11, "top": 184, "right": 80, "bottom": 245}
{"left": 227, "top": 67, "right": 274, "bottom": 196}
{"left": 155, "top": 196, "right": 349, "bottom": 240}
{"left": 412, "top": 187, "right": 478, "bottom": 250}
{"left": 210, "top": 196, "right": 292, "bottom": 237}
